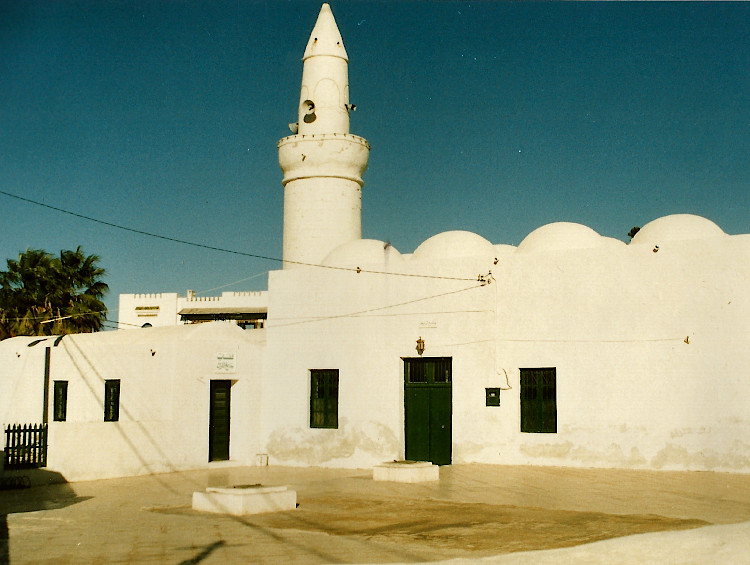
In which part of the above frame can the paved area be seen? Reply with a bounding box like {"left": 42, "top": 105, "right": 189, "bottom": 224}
{"left": 2, "top": 463, "right": 750, "bottom": 564}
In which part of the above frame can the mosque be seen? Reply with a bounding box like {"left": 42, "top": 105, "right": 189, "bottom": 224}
{"left": 2, "top": 4, "right": 750, "bottom": 481}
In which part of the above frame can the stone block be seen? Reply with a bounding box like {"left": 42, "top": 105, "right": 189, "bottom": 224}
{"left": 373, "top": 461, "right": 440, "bottom": 483}
{"left": 192, "top": 484, "right": 296, "bottom": 515}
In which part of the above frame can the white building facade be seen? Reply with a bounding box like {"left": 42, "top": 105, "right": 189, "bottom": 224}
{"left": 2, "top": 4, "right": 750, "bottom": 481}
{"left": 118, "top": 290, "right": 267, "bottom": 330}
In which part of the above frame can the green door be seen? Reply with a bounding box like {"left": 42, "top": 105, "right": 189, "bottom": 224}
{"left": 404, "top": 357, "right": 452, "bottom": 465}
{"left": 520, "top": 368, "right": 557, "bottom": 433}
{"left": 209, "top": 380, "right": 231, "bottom": 462}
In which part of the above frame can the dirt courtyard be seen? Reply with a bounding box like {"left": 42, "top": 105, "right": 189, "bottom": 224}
{"left": 2, "top": 464, "right": 750, "bottom": 564}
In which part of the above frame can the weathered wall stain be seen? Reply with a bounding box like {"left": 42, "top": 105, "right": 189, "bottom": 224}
{"left": 519, "top": 442, "right": 647, "bottom": 468}
{"left": 652, "top": 442, "right": 750, "bottom": 471}
{"left": 670, "top": 426, "right": 712, "bottom": 439}
{"left": 570, "top": 444, "right": 647, "bottom": 467}
{"left": 519, "top": 441, "right": 573, "bottom": 459}
{"left": 266, "top": 418, "right": 399, "bottom": 465}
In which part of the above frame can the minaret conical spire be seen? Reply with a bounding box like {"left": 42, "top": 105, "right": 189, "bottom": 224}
{"left": 303, "top": 3, "right": 348, "bottom": 62}
{"left": 296, "top": 3, "right": 350, "bottom": 135}
{"left": 278, "top": 4, "right": 370, "bottom": 269}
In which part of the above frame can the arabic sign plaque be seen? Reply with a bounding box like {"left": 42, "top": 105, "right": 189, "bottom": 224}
{"left": 215, "top": 352, "right": 237, "bottom": 374}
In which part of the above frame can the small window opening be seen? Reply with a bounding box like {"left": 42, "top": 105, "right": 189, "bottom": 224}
{"left": 53, "top": 381, "right": 68, "bottom": 421}
{"left": 302, "top": 99, "right": 316, "bottom": 123}
{"left": 104, "top": 379, "right": 121, "bottom": 422}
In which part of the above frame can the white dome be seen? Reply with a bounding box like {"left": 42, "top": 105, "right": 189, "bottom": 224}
{"left": 322, "top": 239, "right": 404, "bottom": 269}
{"left": 602, "top": 237, "right": 627, "bottom": 249}
{"left": 518, "top": 222, "right": 607, "bottom": 253}
{"left": 630, "top": 214, "right": 725, "bottom": 246}
{"left": 494, "top": 243, "right": 518, "bottom": 255}
{"left": 413, "top": 231, "right": 496, "bottom": 261}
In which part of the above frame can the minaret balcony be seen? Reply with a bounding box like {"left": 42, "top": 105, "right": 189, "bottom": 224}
{"left": 278, "top": 133, "right": 370, "bottom": 187}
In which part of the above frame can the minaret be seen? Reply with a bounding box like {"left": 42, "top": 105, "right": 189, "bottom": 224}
{"left": 278, "top": 3, "right": 370, "bottom": 268}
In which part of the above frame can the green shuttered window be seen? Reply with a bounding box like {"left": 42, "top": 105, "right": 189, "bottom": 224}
{"left": 520, "top": 368, "right": 557, "bottom": 433}
{"left": 310, "top": 369, "right": 338, "bottom": 429}
{"left": 53, "top": 381, "right": 68, "bottom": 422}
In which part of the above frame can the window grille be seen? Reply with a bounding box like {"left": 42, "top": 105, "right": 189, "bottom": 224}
{"left": 310, "top": 370, "right": 338, "bottom": 429}
{"left": 53, "top": 381, "right": 68, "bottom": 422}
{"left": 104, "top": 379, "right": 120, "bottom": 422}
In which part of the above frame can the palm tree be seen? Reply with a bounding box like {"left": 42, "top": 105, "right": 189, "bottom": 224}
{"left": 0, "top": 247, "right": 108, "bottom": 339}
{"left": 54, "top": 247, "right": 109, "bottom": 334}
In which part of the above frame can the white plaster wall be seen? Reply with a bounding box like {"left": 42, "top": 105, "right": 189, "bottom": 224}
{"left": 0, "top": 336, "right": 49, "bottom": 426}
{"left": 2, "top": 323, "right": 265, "bottom": 481}
{"left": 476, "top": 235, "right": 750, "bottom": 473}
{"left": 281, "top": 176, "right": 362, "bottom": 267}
{"left": 264, "top": 253, "right": 496, "bottom": 467}
{"left": 262, "top": 233, "right": 750, "bottom": 473}
{"left": 298, "top": 57, "right": 350, "bottom": 135}
{"left": 6, "top": 226, "right": 750, "bottom": 478}
{"left": 118, "top": 293, "right": 179, "bottom": 329}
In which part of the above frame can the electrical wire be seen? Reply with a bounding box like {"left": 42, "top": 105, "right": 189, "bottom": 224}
{"left": 0, "top": 189, "right": 482, "bottom": 282}
{"left": 1, "top": 311, "right": 106, "bottom": 323}
{"left": 270, "top": 283, "right": 486, "bottom": 327}
{"left": 195, "top": 271, "right": 269, "bottom": 295}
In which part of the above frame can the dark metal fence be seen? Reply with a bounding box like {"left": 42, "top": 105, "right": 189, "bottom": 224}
{"left": 3, "top": 423, "right": 48, "bottom": 470}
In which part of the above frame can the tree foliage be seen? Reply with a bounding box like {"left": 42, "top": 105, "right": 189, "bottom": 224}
{"left": 0, "top": 247, "right": 108, "bottom": 340}
{"left": 627, "top": 226, "right": 641, "bottom": 240}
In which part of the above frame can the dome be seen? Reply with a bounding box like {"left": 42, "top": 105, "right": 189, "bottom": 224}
{"left": 630, "top": 214, "right": 725, "bottom": 246}
{"left": 602, "top": 237, "right": 627, "bottom": 249}
{"left": 517, "top": 222, "right": 607, "bottom": 253}
{"left": 494, "top": 243, "right": 517, "bottom": 255}
{"left": 412, "top": 231, "right": 496, "bottom": 261}
{"left": 322, "top": 239, "right": 404, "bottom": 269}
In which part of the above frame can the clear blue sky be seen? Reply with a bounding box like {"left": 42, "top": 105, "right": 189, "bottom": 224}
{"left": 1, "top": 1, "right": 749, "bottom": 324}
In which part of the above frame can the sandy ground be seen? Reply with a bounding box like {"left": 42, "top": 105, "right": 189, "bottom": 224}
{"left": 2, "top": 464, "right": 750, "bottom": 564}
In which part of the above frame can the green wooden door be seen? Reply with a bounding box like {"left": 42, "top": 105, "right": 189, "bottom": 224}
{"left": 209, "top": 380, "right": 231, "bottom": 462}
{"left": 405, "top": 387, "right": 431, "bottom": 462}
{"left": 429, "top": 386, "right": 452, "bottom": 465}
{"left": 404, "top": 358, "right": 452, "bottom": 465}
{"left": 520, "top": 368, "right": 556, "bottom": 433}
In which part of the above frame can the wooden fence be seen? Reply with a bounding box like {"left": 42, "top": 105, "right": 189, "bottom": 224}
{"left": 3, "top": 423, "right": 48, "bottom": 470}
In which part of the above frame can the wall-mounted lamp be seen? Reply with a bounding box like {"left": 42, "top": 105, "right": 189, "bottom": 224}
{"left": 416, "top": 337, "right": 425, "bottom": 356}
{"left": 150, "top": 349, "right": 156, "bottom": 357}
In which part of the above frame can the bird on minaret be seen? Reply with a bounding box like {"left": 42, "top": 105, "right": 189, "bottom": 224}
{"left": 278, "top": 3, "right": 370, "bottom": 269}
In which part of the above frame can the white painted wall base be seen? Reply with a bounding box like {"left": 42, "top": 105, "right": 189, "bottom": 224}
{"left": 192, "top": 485, "right": 297, "bottom": 515}
{"left": 373, "top": 461, "right": 440, "bottom": 482}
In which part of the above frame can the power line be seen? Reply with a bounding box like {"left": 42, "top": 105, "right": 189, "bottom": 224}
{"left": 270, "top": 283, "right": 486, "bottom": 327}
{"left": 0, "top": 189, "right": 482, "bottom": 282}
{"left": 1, "top": 189, "right": 280, "bottom": 261}
{"left": 195, "top": 271, "right": 269, "bottom": 295}
{"left": 1, "top": 310, "right": 107, "bottom": 323}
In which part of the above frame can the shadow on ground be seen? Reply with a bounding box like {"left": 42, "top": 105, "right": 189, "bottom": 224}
{"left": 152, "top": 493, "right": 708, "bottom": 561}
{"left": 0, "top": 470, "right": 89, "bottom": 565}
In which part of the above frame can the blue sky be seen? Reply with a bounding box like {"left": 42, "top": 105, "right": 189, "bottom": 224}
{"left": 1, "top": 1, "right": 748, "bottom": 324}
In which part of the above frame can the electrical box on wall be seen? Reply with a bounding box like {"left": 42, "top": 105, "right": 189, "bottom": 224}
{"left": 485, "top": 388, "right": 501, "bottom": 406}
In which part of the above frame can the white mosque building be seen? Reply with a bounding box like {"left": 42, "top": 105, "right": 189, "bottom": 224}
{"left": 2, "top": 4, "right": 750, "bottom": 481}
